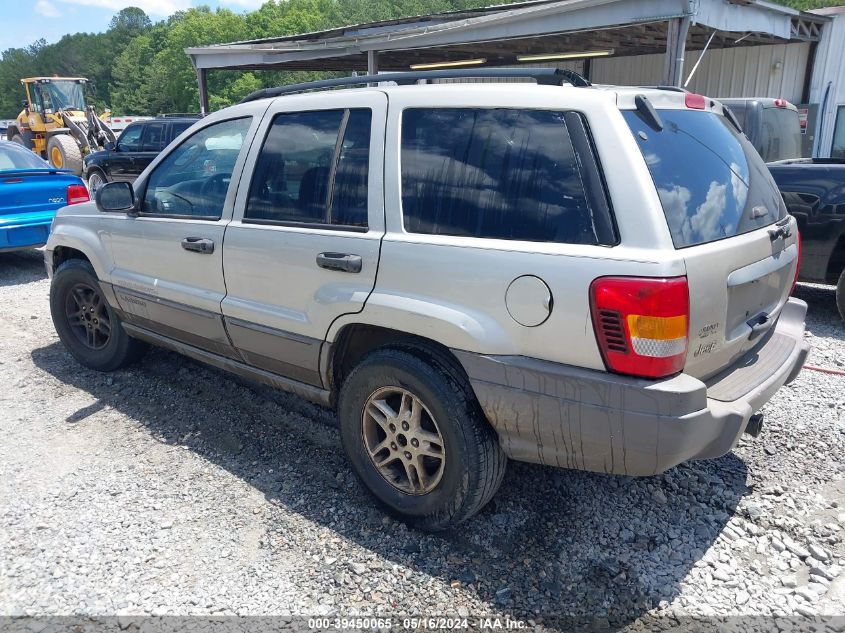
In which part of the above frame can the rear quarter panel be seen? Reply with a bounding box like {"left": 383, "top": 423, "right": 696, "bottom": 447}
{"left": 327, "top": 85, "right": 685, "bottom": 369}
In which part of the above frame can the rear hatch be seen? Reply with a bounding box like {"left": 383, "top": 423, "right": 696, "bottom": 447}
{"left": 623, "top": 97, "right": 799, "bottom": 380}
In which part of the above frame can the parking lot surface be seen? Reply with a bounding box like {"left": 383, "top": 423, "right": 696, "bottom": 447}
{"left": 1, "top": 249, "right": 844, "bottom": 626}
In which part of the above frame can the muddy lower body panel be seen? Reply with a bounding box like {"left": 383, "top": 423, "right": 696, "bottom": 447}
{"left": 454, "top": 299, "right": 809, "bottom": 476}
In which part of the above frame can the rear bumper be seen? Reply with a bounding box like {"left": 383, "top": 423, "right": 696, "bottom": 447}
{"left": 0, "top": 211, "right": 55, "bottom": 252}
{"left": 454, "top": 298, "right": 809, "bottom": 476}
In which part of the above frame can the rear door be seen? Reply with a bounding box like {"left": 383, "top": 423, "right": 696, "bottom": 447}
{"left": 624, "top": 104, "right": 799, "bottom": 379}
{"left": 222, "top": 91, "right": 386, "bottom": 387}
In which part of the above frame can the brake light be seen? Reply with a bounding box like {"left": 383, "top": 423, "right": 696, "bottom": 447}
{"left": 790, "top": 230, "right": 802, "bottom": 295}
{"left": 67, "top": 184, "right": 90, "bottom": 205}
{"left": 774, "top": 98, "right": 790, "bottom": 108}
{"left": 590, "top": 276, "right": 690, "bottom": 379}
{"left": 685, "top": 93, "right": 706, "bottom": 110}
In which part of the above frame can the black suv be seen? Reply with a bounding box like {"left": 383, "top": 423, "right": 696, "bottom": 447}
{"left": 83, "top": 116, "right": 199, "bottom": 192}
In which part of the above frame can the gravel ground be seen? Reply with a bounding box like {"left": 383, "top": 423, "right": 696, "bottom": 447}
{"left": 1, "top": 248, "right": 844, "bottom": 628}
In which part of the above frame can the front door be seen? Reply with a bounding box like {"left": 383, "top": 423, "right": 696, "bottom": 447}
{"left": 222, "top": 91, "right": 387, "bottom": 386}
{"left": 131, "top": 121, "right": 166, "bottom": 178}
{"left": 110, "top": 123, "right": 143, "bottom": 182}
{"left": 102, "top": 114, "right": 260, "bottom": 357}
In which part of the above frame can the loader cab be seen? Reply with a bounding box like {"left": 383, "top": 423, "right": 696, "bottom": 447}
{"left": 24, "top": 78, "right": 87, "bottom": 116}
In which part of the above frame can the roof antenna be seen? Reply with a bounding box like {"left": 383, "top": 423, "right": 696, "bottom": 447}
{"left": 684, "top": 30, "right": 717, "bottom": 88}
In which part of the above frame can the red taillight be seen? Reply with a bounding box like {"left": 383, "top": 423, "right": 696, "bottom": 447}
{"left": 774, "top": 98, "right": 790, "bottom": 108}
{"left": 790, "top": 230, "right": 802, "bottom": 295}
{"left": 685, "top": 93, "right": 706, "bottom": 110}
{"left": 590, "top": 276, "right": 690, "bottom": 379}
{"left": 67, "top": 184, "right": 90, "bottom": 205}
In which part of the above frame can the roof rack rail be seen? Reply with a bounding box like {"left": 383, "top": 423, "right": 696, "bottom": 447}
{"left": 240, "top": 68, "right": 591, "bottom": 104}
{"left": 637, "top": 85, "right": 688, "bottom": 93}
{"left": 157, "top": 113, "right": 203, "bottom": 118}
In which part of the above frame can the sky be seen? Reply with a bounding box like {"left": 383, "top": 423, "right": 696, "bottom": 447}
{"left": 0, "top": 0, "right": 267, "bottom": 52}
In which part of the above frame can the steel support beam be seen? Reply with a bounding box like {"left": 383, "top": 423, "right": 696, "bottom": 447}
{"left": 367, "top": 50, "right": 379, "bottom": 75}
{"left": 196, "top": 67, "right": 209, "bottom": 115}
{"left": 663, "top": 15, "right": 691, "bottom": 87}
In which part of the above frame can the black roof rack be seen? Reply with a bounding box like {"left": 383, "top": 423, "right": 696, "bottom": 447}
{"left": 157, "top": 113, "right": 203, "bottom": 118}
{"left": 637, "top": 85, "right": 688, "bottom": 93}
{"left": 240, "top": 68, "right": 591, "bottom": 104}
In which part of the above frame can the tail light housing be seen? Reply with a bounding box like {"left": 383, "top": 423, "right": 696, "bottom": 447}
{"left": 590, "top": 276, "right": 690, "bottom": 379}
{"left": 790, "top": 230, "right": 801, "bottom": 295}
{"left": 67, "top": 184, "right": 90, "bottom": 205}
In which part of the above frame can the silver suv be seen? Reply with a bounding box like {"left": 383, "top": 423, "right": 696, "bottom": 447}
{"left": 45, "top": 70, "right": 808, "bottom": 529}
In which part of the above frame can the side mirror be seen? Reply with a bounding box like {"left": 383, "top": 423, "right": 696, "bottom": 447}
{"left": 104, "top": 141, "right": 116, "bottom": 151}
{"left": 96, "top": 181, "right": 136, "bottom": 215}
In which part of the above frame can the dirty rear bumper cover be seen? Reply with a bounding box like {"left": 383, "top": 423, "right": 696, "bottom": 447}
{"left": 453, "top": 298, "right": 809, "bottom": 477}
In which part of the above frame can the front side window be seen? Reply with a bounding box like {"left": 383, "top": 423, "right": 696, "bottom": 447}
{"left": 400, "top": 108, "right": 605, "bottom": 244}
{"left": 624, "top": 108, "right": 786, "bottom": 248}
{"left": 142, "top": 117, "right": 251, "bottom": 219}
{"left": 117, "top": 125, "right": 143, "bottom": 152}
{"left": 245, "top": 108, "right": 371, "bottom": 228}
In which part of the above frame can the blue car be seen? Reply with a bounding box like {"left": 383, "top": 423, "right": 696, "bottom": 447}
{"left": 0, "top": 140, "right": 89, "bottom": 253}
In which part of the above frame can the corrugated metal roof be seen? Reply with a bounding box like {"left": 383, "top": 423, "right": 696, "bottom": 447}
{"left": 187, "top": 0, "right": 828, "bottom": 70}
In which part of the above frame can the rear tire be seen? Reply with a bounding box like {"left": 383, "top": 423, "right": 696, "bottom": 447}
{"left": 338, "top": 347, "right": 506, "bottom": 531}
{"left": 836, "top": 269, "right": 845, "bottom": 321}
{"left": 10, "top": 133, "right": 25, "bottom": 146}
{"left": 50, "top": 259, "right": 147, "bottom": 371}
{"left": 47, "top": 135, "right": 83, "bottom": 175}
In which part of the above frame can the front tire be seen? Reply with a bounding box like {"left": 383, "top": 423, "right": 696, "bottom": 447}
{"left": 50, "top": 259, "right": 147, "bottom": 371}
{"left": 338, "top": 348, "right": 506, "bottom": 530}
{"left": 837, "top": 268, "right": 845, "bottom": 321}
{"left": 47, "top": 135, "right": 83, "bottom": 175}
{"left": 86, "top": 168, "right": 107, "bottom": 195}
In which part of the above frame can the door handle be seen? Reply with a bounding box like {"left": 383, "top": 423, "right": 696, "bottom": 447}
{"left": 181, "top": 237, "right": 215, "bottom": 254}
{"left": 316, "top": 252, "right": 362, "bottom": 273}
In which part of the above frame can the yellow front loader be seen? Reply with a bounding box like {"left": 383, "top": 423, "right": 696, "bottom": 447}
{"left": 6, "top": 77, "right": 116, "bottom": 176}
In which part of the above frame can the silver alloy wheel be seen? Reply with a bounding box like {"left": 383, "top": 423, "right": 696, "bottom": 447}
{"left": 362, "top": 386, "right": 446, "bottom": 495}
{"left": 87, "top": 172, "right": 105, "bottom": 195}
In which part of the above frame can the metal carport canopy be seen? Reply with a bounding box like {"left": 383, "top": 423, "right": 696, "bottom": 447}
{"left": 186, "top": 0, "right": 827, "bottom": 113}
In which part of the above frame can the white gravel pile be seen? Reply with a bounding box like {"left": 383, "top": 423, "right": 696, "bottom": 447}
{"left": 1, "top": 250, "right": 843, "bottom": 628}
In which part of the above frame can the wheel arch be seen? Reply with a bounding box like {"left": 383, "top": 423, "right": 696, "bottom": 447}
{"left": 324, "top": 323, "right": 489, "bottom": 425}
{"left": 48, "top": 225, "right": 113, "bottom": 283}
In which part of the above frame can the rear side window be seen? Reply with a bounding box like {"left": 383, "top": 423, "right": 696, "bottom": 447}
{"left": 245, "top": 108, "right": 371, "bottom": 228}
{"left": 170, "top": 121, "right": 194, "bottom": 141}
{"left": 624, "top": 108, "right": 786, "bottom": 249}
{"left": 400, "top": 108, "right": 614, "bottom": 245}
{"left": 141, "top": 123, "right": 166, "bottom": 152}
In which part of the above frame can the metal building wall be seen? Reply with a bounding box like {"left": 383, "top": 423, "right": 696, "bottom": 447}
{"left": 591, "top": 42, "right": 810, "bottom": 102}
{"left": 808, "top": 11, "right": 845, "bottom": 157}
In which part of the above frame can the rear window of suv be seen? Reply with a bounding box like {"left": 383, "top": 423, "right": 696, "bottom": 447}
{"left": 400, "top": 108, "right": 615, "bottom": 245}
{"left": 624, "top": 108, "right": 786, "bottom": 248}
